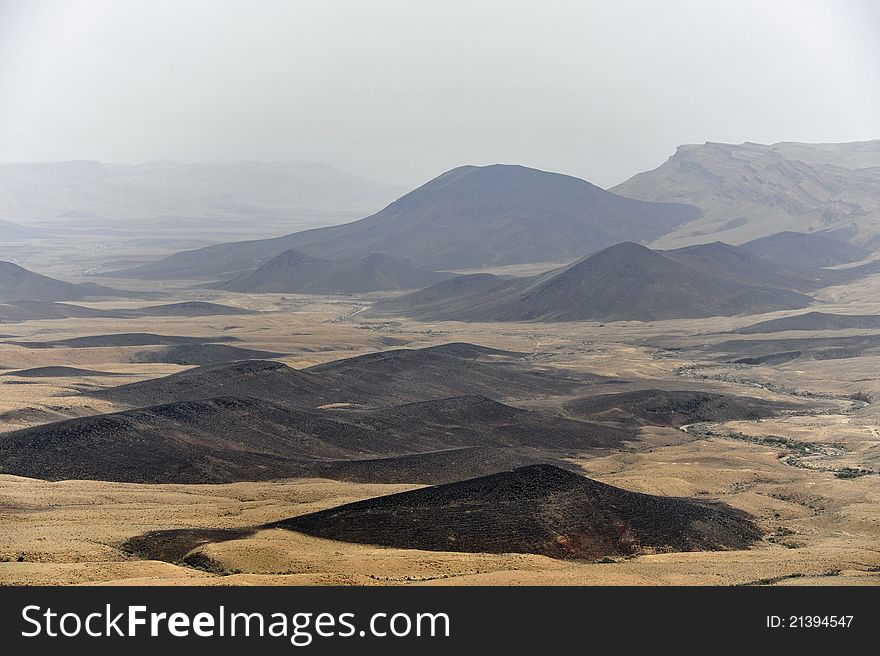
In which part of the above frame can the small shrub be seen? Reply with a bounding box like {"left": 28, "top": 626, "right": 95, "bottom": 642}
{"left": 835, "top": 467, "right": 872, "bottom": 479}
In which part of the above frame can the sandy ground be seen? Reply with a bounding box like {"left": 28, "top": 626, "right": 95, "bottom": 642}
{"left": 1, "top": 276, "right": 879, "bottom": 585}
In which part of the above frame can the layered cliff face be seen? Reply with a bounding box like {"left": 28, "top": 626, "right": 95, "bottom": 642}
{"left": 614, "top": 140, "right": 880, "bottom": 251}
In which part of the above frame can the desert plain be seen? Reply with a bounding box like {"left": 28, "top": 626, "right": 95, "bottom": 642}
{"left": 1, "top": 271, "right": 878, "bottom": 586}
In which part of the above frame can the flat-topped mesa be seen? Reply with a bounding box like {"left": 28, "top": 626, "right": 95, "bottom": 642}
{"left": 614, "top": 140, "right": 880, "bottom": 251}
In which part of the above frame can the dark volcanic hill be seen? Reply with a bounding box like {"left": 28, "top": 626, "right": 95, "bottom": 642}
{"left": 376, "top": 242, "right": 813, "bottom": 322}
{"left": 735, "top": 311, "right": 880, "bottom": 334}
{"left": 89, "top": 359, "right": 328, "bottom": 407}
{"left": 564, "top": 389, "right": 797, "bottom": 427}
{"left": 311, "top": 447, "right": 552, "bottom": 485}
{"left": 90, "top": 343, "right": 606, "bottom": 408}
{"left": 128, "top": 343, "right": 284, "bottom": 366}
{"left": 0, "top": 300, "right": 251, "bottom": 322}
{"left": 2, "top": 366, "right": 127, "bottom": 378}
{"left": 127, "top": 301, "right": 253, "bottom": 317}
{"left": 0, "top": 396, "right": 627, "bottom": 484}
{"left": 6, "top": 333, "right": 237, "bottom": 349}
{"left": 729, "top": 352, "right": 803, "bottom": 366}
{"left": 0, "top": 397, "right": 354, "bottom": 483}
{"left": 215, "top": 250, "right": 451, "bottom": 294}
{"left": 707, "top": 334, "right": 880, "bottom": 362}
{"left": 0, "top": 261, "right": 130, "bottom": 303}
{"left": 343, "top": 395, "right": 629, "bottom": 451}
{"left": 109, "top": 164, "right": 701, "bottom": 279}
{"left": 662, "top": 241, "right": 847, "bottom": 291}
{"left": 275, "top": 465, "right": 761, "bottom": 560}
{"left": 212, "top": 249, "right": 328, "bottom": 292}
{"left": 740, "top": 231, "right": 872, "bottom": 268}
{"left": 302, "top": 343, "right": 603, "bottom": 404}
{"left": 0, "top": 301, "right": 119, "bottom": 322}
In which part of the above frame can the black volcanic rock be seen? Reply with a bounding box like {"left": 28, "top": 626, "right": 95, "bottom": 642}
{"left": 740, "top": 231, "right": 871, "bottom": 268}
{"left": 564, "top": 389, "right": 797, "bottom": 427}
{"left": 6, "top": 333, "right": 237, "bottom": 349}
{"left": 0, "top": 300, "right": 251, "bottom": 322}
{"left": 90, "top": 344, "right": 605, "bottom": 409}
{"left": 127, "top": 301, "right": 253, "bottom": 317}
{"left": 707, "top": 334, "right": 880, "bottom": 362}
{"left": 2, "top": 366, "right": 127, "bottom": 378}
{"left": 376, "top": 274, "right": 519, "bottom": 320}
{"left": 275, "top": 465, "right": 762, "bottom": 560}
{"left": 0, "top": 396, "right": 628, "bottom": 484}
{"left": 0, "top": 300, "right": 120, "bottom": 322}
{"left": 732, "top": 352, "right": 802, "bottom": 366}
{"left": 109, "top": 164, "right": 701, "bottom": 278}
{"left": 735, "top": 311, "right": 880, "bottom": 334}
{"left": 377, "top": 242, "right": 813, "bottom": 322}
{"left": 303, "top": 343, "right": 602, "bottom": 404}
{"left": 663, "top": 241, "right": 847, "bottom": 291}
{"left": 122, "top": 528, "right": 256, "bottom": 563}
{"left": 89, "top": 359, "right": 328, "bottom": 408}
{"left": 346, "top": 395, "right": 629, "bottom": 451}
{"left": 128, "top": 343, "right": 284, "bottom": 366}
{"left": 218, "top": 249, "right": 333, "bottom": 292}
{"left": 311, "top": 447, "right": 553, "bottom": 485}
{"left": 316, "top": 253, "right": 452, "bottom": 293}
{"left": 216, "top": 249, "right": 451, "bottom": 294}
{"left": 0, "top": 397, "right": 330, "bottom": 483}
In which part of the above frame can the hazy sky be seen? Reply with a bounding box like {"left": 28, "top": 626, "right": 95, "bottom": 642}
{"left": 1, "top": 0, "right": 879, "bottom": 187}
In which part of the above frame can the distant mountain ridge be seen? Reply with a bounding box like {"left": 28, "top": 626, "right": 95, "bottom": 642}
{"left": 0, "top": 160, "right": 403, "bottom": 223}
{"left": 375, "top": 241, "right": 819, "bottom": 322}
{"left": 740, "top": 231, "right": 872, "bottom": 268}
{"left": 0, "top": 219, "right": 48, "bottom": 239}
{"left": 734, "top": 311, "right": 880, "bottom": 334}
{"left": 109, "top": 164, "right": 701, "bottom": 278}
{"left": 0, "top": 300, "right": 250, "bottom": 323}
{"left": 614, "top": 140, "right": 880, "bottom": 251}
{"left": 214, "top": 249, "right": 453, "bottom": 294}
{"left": 0, "top": 260, "right": 137, "bottom": 303}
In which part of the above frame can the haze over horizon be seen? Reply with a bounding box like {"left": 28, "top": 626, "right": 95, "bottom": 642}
{"left": 1, "top": 0, "right": 879, "bottom": 188}
{"left": 1, "top": 1, "right": 880, "bottom": 597}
